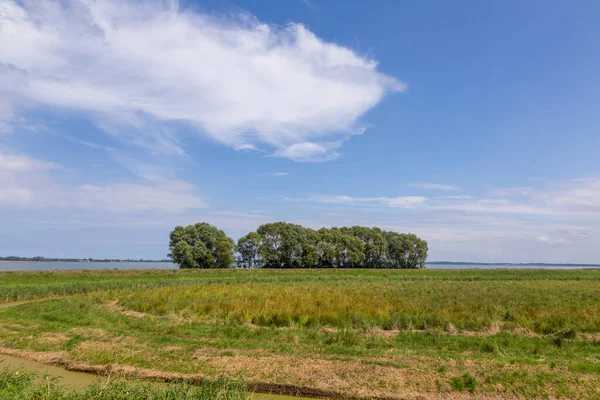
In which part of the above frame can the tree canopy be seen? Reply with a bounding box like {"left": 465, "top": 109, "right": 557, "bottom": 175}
{"left": 168, "top": 222, "right": 235, "bottom": 268}
{"left": 169, "top": 221, "right": 427, "bottom": 269}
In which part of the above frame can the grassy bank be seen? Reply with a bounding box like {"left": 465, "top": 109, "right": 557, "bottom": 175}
{"left": 0, "top": 366, "right": 248, "bottom": 400}
{"left": 1, "top": 269, "right": 599, "bottom": 398}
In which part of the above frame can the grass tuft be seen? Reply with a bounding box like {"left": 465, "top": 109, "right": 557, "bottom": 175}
{"left": 450, "top": 373, "right": 477, "bottom": 392}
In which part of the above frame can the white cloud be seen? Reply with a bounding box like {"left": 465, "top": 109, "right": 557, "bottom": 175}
{"left": 443, "top": 195, "right": 473, "bottom": 200}
{"left": 210, "top": 211, "right": 267, "bottom": 219}
{"left": 271, "top": 142, "right": 342, "bottom": 162}
{"left": 537, "top": 236, "right": 569, "bottom": 245}
{"left": 0, "top": 152, "right": 60, "bottom": 172}
{"left": 410, "top": 183, "right": 458, "bottom": 191}
{"left": 546, "top": 178, "right": 600, "bottom": 209}
{"left": 280, "top": 178, "right": 600, "bottom": 218}
{"left": 492, "top": 187, "right": 535, "bottom": 197}
{"left": 0, "top": 150, "right": 205, "bottom": 213}
{"left": 0, "top": 179, "right": 206, "bottom": 213}
{"left": 0, "top": 0, "right": 403, "bottom": 161}
{"left": 440, "top": 199, "right": 561, "bottom": 216}
{"left": 307, "top": 194, "right": 428, "bottom": 208}
{"left": 69, "top": 182, "right": 206, "bottom": 213}
{"left": 254, "top": 171, "right": 289, "bottom": 177}
{"left": 235, "top": 144, "right": 261, "bottom": 152}
{"left": 0, "top": 98, "right": 13, "bottom": 133}
{"left": 56, "top": 134, "right": 117, "bottom": 152}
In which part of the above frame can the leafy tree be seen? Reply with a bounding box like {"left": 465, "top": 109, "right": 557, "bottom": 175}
{"left": 384, "top": 231, "right": 404, "bottom": 268}
{"left": 336, "top": 229, "right": 365, "bottom": 268}
{"left": 315, "top": 228, "right": 337, "bottom": 267}
{"left": 169, "top": 223, "right": 235, "bottom": 268}
{"left": 350, "top": 226, "right": 387, "bottom": 268}
{"left": 417, "top": 238, "right": 428, "bottom": 268}
{"left": 236, "top": 232, "right": 262, "bottom": 268}
{"left": 215, "top": 236, "right": 236, "bottom": 268}
{"left": 300, "top": 228, "right": 320, "bottom": 268}
{"left": 384, "top": 232, "right": 428, "bottom": 269}
{"left": 403, "top": 233, "right": 428, "bottom": 269}
{"left": 257, "top": 222, "right": 306, "bottom": 268}
{"left": 313, "top": 228, "right": 365, "bottom": 268}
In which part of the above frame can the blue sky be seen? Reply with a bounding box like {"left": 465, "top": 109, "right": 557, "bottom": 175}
{"left": 1, "top": 0, "right": 599, "bottom": 262}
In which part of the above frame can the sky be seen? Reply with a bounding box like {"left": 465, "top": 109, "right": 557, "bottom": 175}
{"left": 1, "top": 0, "right": 599, "bottom": 263}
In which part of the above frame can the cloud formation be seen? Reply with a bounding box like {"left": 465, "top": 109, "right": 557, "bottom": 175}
{"left": 302, "top": 178, "right": 600, "bottom": 217}
{"left": 306, "top": 194, "right": 428, "bottom": 208}
{"left": 0, "top": 150, "right": 205, "bottom": 213}
{"left": 0, "top": 0, "right": 402, "bottom": 161}
{"left": 537, "top": 236, "right": 569, "bottom": 245}
{"left": 410, "top": 183, "right": 458, "bottom": 191}
{"left": 0, "top": 152, "right": 60, "bottom": 173}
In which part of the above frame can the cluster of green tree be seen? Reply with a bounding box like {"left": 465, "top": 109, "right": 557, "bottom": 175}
{"left": 169, "top": 222, "right": 428, "bottom": 269}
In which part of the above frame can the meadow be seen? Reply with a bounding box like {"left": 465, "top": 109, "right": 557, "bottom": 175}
{"left": 1, "top": 269, "right": 600, "bottom": 399}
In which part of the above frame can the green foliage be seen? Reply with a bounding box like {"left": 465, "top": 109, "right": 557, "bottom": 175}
{"left": 256, "top": 222, "right": 306, "bottom": 268}
{"left": 236, "top": 232, "right": 262, "bottom": 268}
{"left": 244, "top": 222, "right": 427, "bottom": 268}
{"left": 385, "top": 232, "right": 428, "bottom": 268}
{"left": 349, "top": 226, "right": 387, "bottom": 268}
{"left": 169, "top": 221, "right": 427, "bottom": 268}
{"left": 169, "top": 223, "right": 235, "bottom": 269}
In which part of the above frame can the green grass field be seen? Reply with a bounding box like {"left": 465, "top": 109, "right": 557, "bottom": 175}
{"left": 1, "top": 269, "right": 600, "bottom": 399}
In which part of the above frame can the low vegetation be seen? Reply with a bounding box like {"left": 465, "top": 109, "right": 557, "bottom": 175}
{"left": 1, "top": 268, "right": 600, "bottom": 398}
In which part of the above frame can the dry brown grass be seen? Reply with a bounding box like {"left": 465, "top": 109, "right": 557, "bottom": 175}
{"left": 69, "top": 328, "right": 112, "bottom": 340}
{"left": 107, "top": 300, "right": 152, "bottom": 319}
{"left": 36, "top": 332, "right": 71, "bottom": 346}
{"left": 162, "top": 346, "right": 185, "bottom": 352}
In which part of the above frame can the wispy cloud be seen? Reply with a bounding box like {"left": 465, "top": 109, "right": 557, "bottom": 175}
{"left": 0, "top": 0, "right": 402, "bottom": 161}
{"left": 210, "top": 211, "right": 267, "bottom": 219}
{"left": 537, "top": 236, "right": 569, "bottom": 245}
{"left": 276, "top": 178, "right": 600, "bottom": 218}
{"left": 298, "top": 0, "right": 318, "bottom": 11}
{"left": 0, "top": 149, "right": 205, "bottom": 213}
{"left": 410, "top": 183, "right": 459, "bottom": 191}
{"left": 254, "top": 172, "right": 289, "bottom": 177}
{"left": 492, "top": 187, "right": 535, "bottom": 197}
{"left": 306, "top": 194, "right": 428, "bottom": 208}
{"left": 0, "top": 151, "right": 61, "bottom": 173}
{"left": 55, "top": 134, "right": 117, "bottom": 153}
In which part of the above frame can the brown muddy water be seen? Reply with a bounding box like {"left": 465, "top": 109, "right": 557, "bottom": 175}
{"left": 0, "top": 353, "right": 101, "bottom": 388}
{"left": 0, "top": 353, "right": 315, "bottom": 399}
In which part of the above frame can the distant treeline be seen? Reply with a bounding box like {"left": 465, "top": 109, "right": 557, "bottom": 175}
{"left": 428, "top": 261, "right": 600, "bottom": 267}
{"left": 0, "top": 256, "right": 171, "bottom": 262}
{"left": 169, "top": 222, "right": 428, "bottom": 269}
